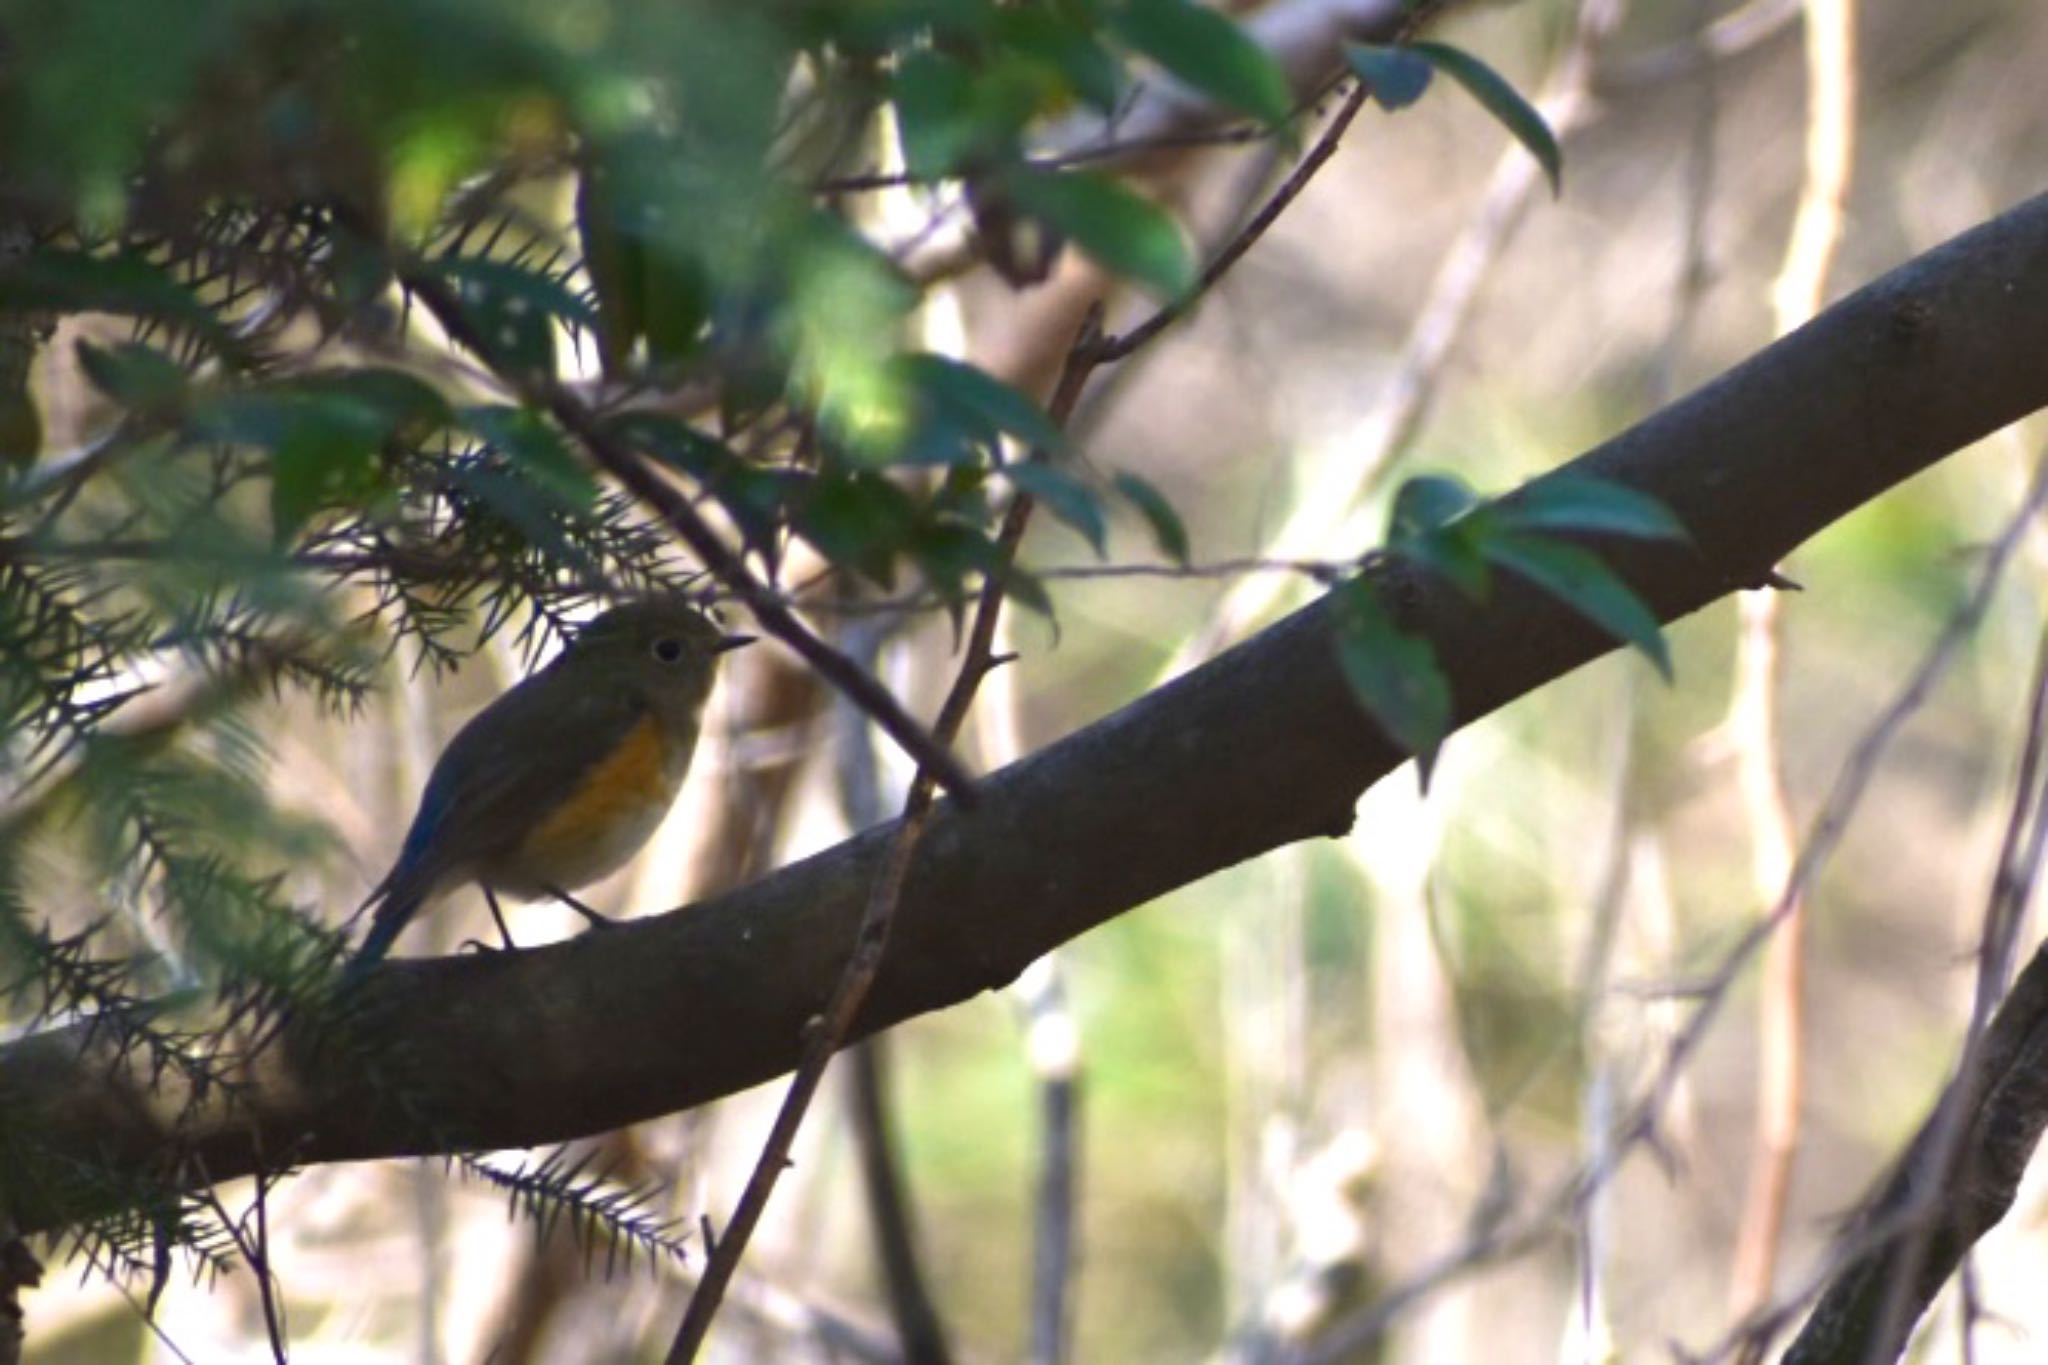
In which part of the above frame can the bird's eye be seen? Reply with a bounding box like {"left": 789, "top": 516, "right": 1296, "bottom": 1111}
{"left": 651, "top": 637, "right": 685, "bottom": 664}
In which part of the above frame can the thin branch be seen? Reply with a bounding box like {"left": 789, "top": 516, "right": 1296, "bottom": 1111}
{"left": 664, "top": 311, "right": 1107, "bottom": 1362}
{"left": 1085, "top": 82, "right": 1371, "bottom": 366}
{"left": 1018, "top": 956, "right": 1081, "bottom": 1365}
{"left": 1835, "top": 623, "right": 2048, "bottom": 1362}
{"left": 1593, "top": 0, "right": 1804, "bottom": 93}
{"left": 848, "top": 1042, "right": 954, "bottom": 1365}
{"left": 836, "top": 613, "right": 957, "bottom": 1365}
{"left": 197, "top": 1170, "right": 289, "bottom": 1365}
{"left": 1727, "top": 0, "right": 1858, "bottom": 1320}
{"left": 1776, "top": 929, "right": 2048, "bottom": 1362}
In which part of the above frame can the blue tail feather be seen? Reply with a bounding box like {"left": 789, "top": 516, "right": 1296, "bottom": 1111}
{"left": 342, "top": 888, "right": 423, "bottom": 982}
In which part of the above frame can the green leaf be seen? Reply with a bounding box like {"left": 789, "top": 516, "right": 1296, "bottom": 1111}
{"left": 641, "top": 245, "right": 711, "bottom": 370}
{"left": 2, "top": 250, "right": 231, "bottom": 354}
{"left": 793, "top": 471, "right": 918, "bottom": 587}
{"left": 463, "top": 405, "right": 596, "bottom": 507}
{"left": 576, "top": 160, "right": 645, "bottom": 374}
{"left": 1342, "top": 43, "right": 1434, "bottom": 110}
{"left": 1332, "top": 579, "right": 1453, "bottom": 784}
{"left": 893, "top": 50, "right": 994, "bottom": 179}
{"left": 426, "top": 257, "right": 596, "bottom": 380}
{"left": 194, "top": 371, "right": 445, "bottom": 454}
{"left": 994, "top": 8, "right": 1125, "bottom": 112}
{"left": 1004, "top": 461, "right": 1107, "bottom": 555}
{"left": 1387, "top": 473, "right": 1481, "bottom": 543}
{"left": 1496, "top": 473, "right": 1689, "bottom": 541}
{"left": 1006, "top": 168, "right": 1194, "bottom": 297}
{"left": 1483, "top": 532, "right": 1671, "bottom": 678}
{"left": 1410, "top": 41, "right": 1562, "bottom": 195}
{"left": 321, "top": 369, "right": 452, "bottom": 437}
{"left": 180, "top": 371, "right": 441, "bottom": 542}
{"left": 1110, "top": 0, "right": 1292, "bottom": 127}
{"left": 1402, "top": 521, "right": 1491, "bottom": 599}
{"left": 716, "top": 466, "right": 801, "bottom": 560}
{"left": 1000, "top": 563, "right": 1058, "bottom": 620}
{"left": 899, "top": 353, "right": 1064, "bottom": 454}
{"left": 1112, "top": 471, "right": 1189, "bottom": 565}
{"left": 264, "top": 396, "right": 403, "bottom": 542}
{"left": 75, "top": 340, "right": 187, "bottom": 416}
{"left": 910, "top": 519, "right": 1003, "bottom": 604}
{"left": 272, "top": 423, "right": 376, "bottom": 545}
{"left": 610, "top": 412, "right": 737, "bottom": 480}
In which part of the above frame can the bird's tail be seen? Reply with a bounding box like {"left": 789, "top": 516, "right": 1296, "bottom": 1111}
{"left": 341, "top": 885, "right": 424, "bottom": 983}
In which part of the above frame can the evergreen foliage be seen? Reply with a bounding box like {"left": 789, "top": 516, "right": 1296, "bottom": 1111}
{"left": 0, "top": 0, "right": 1618, "bottom": 1335}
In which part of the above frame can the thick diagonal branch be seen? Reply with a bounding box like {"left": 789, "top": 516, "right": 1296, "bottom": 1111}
{"left": 4, "top": 191, "right": 2048, "bottom": 1237}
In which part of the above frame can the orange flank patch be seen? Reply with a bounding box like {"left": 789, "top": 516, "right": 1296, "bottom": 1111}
{"left": 517, "top": 715, "right": 676, "bottom": 870}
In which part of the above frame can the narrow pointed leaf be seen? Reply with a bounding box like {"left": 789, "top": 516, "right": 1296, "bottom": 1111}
{"left": 464, "top": 405, "right": 596, "bottom": 507}
{"left": 1498, "top": 473, "right": 1689, "bottom": 541}
{"left": 1007, "top": 168, "right": 1194, "bottom": 297}
{"left": 1004, "top": 462, "right": 1108, "bottom": 555}
{"left": 1110, "top": 0, "right": 1292, "bottom": 127}
{"left": 900, "top": 353, "right": 1065, "bottom": 453}
{"left": 1113, "top": 471, "right": 1190, "bottom": 565}
{"left": 1484, "top": 533, "right": 1672, "bottom": 678}
{"left": 575, "top": 161, "right": 645, "bottom": 374}
{"left": 1388, "top": 472, "right": 1481, "bottom": 542}
{"left": 1332, "top": 580, "right": 1452, "bottom": 785}
{"left": 76, "top": 340, "right": 187, "bottom": 415}
{"left": 1411, "top": 41, "right": 1562, "bottom": 195}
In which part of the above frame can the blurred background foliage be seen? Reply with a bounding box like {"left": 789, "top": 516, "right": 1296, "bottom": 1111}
{"left": 5, "top": 0, "right": 2048, "bottom": 1360}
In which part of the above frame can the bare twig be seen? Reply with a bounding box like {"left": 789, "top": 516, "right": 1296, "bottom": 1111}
{"left": 664, "top": 312, "right": 1107, "bottom": 1362}
{"left": 1018, "top": 955, "right": 1081, "bottom": 1365}
{"left": 847, "top": 1042, "right": 954, "bottom": 1365}
{"left": 835, "top": 614, "right": 957, "bottom": 1365}
{"left": 973, "top": 622, "right": 1084, "bottom": 1365}
{"left": 1593, "top": 0, "right": 1804, "bottom": 93}
{"left": 1085, "top": 81, "right": 1372, "bottom": 366}
{"left": 1772, "top": 905, "right": 2048, "bottom": 1361}
{"left": 1822, "top": 626, "right": 2048, "bottom": 1363}
{"left": 1727, "top": 0, "right": 1856, "bottom": 1324}
{"left": 198, "top": 1170, "right": 289, "bottom": 1365}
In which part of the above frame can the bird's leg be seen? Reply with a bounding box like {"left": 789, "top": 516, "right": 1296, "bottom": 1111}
{"left": 483, "top": 887, "right": 519, "bottom": 949}
{"left": 543, "top": 884, "right": 617, "bottom": 931}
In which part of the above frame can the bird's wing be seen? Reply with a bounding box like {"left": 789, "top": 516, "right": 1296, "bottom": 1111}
{"left": 383, "top": 671, "right": 647, "bottom": 896}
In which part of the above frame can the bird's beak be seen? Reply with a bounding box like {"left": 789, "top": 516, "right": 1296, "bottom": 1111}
{"left": 716, "top": 634, "right": 757, "bottom": 654}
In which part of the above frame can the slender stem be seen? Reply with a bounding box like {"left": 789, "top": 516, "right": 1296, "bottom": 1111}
{"left": 1086, "top": 81, "right": 1373, "bottom": 365}
{"left": 1729, "top": 0, "right": 1856, "bottom": 1319}
{"left": 665, "top": 311, "right": 1106, "bottom": 1362}
{"left": 836, "top": 613, "right": 957, "bottom": 1365}
{"left": 848, "top": 1041, "right": 955, "bottom": 1365}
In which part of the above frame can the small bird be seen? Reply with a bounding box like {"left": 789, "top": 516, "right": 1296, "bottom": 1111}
{"left": 348, "top": 597, "right": 752, "bottom": 970}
